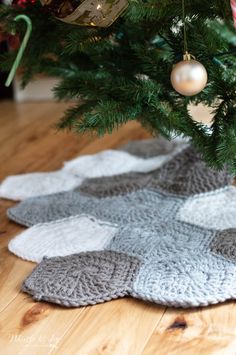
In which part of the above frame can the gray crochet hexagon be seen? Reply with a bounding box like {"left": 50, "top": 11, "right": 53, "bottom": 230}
{"left": 78, "top": 146, "right": 233, "bottom": 198}
{"left": 22, "top": 250, "right": 141, "bottom": 307}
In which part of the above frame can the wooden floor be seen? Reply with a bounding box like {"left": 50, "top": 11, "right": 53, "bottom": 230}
{"left": 0, "top": 101, "right": 236, "bottom": 355}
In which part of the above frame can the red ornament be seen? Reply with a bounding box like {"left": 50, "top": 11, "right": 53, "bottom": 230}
{"left": 231, "top": 0, "right": 236, "bottom": 28}
{"left": 12, "top": 0, "right": 36, "bottom": 8}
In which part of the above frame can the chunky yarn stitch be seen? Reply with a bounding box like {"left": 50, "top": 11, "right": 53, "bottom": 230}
{"left": 62, "top": 148, "right": 184, "bottom": 177}
{"left": 120, "top": 136, "right": 187, "bottom": 158}
{"left": 209, "top": 229, "right": 236, "bottom": 262}
{"left": 20, "top": 219, "right": 236, "bottom": 307}
{"left": 150, "top": 146, "right": 233, "bottom": 196}
{"left": 107, "top": 220, "right": 216, "bottom": 260}
{"left": 0, "top": 171, "right": 83, "bottom": 201}
{"left": 8, "top": 215, "right": 118, "bottom": 262}
{"left": 22, "top": 251, "right": 141, "bottom": 307}
{"left": 108, "top": 221, "right": 236, "bottom": 307}
{"left": 109, "top": 220, "right": 236, "bottom": 307}
{"left": 78, "top": 172, "right": 151, "bottom": 198}
{"left": 131, "top": 249, "right": 236, "bottom": 308}
{"left": 6, "top": 136, "right": 236, "bottom": 309}
{"left": 7, "top": 189, "right": 184, "bottom": 227}
{"left": 177, "top": 186, "right": 236, "bottom": 230}
{"left": 0, "top": 138, "right": 184, "bottom": 201}
{"left": 9, "top": 214, "right": 224, "bottom": 266}
{"left": 79, "top": 146, "right": 233, "bottom": 198}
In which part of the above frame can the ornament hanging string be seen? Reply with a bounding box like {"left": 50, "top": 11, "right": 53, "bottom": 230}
{"left": 181, "top": 0, "right": 195, "bottom": 60}
{"left": 182, "top": 0, "right": 188, "bottom": 54}
{"left": 5, "top": 14, "right": 32, "bottom": 87}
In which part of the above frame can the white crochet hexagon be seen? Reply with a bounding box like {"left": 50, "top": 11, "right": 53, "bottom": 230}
{"left": 0, "top": 171, "right": 82, "bottom": 201}
{"left": 62, "top": 148, "right": 185, "bottom": 177}
{"left": 8, "top": 215, "right": 118, "bottom": 263}
{"left": 177, "top": 186, "right": 236, "bottom": 230}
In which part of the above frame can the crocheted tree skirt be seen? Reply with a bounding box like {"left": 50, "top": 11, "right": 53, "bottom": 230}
{"left": 4, "top": 137, "right": 236, "bottom": 308}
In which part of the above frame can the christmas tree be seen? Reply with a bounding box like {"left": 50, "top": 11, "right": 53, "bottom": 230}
{"left": 0, "top": 1, "right": 236, "bottom": 171}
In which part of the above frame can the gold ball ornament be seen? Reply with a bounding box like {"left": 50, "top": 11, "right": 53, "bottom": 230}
{"left": 40, "top": 0, "right": 128, "bottom": 27}
{"left": 171, "top": 52, "right": 208, "bottom": 96}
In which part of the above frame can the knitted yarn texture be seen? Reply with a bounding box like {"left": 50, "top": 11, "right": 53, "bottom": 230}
{"left": 8, "top": 189, "right": 184, "bottom": 227}
{"left": 21, "top": 220, "right": 236, "bottom": 307}
{"left": 120, "top": 136, "right": 187, "bottom": 158}
{"left": 108, "top": 220, "right": 236, "bottom": 307}
{"left": 7, "top": 145, "right": 233, "bottom": 227}
{"left": 177, "top": 186, "right": 236, "bottom": 230}
{"left": 62, "top": 148, "right": 184, "bottom": 177}
{"left": 9, "top": 215, "right": 118, "bottom": 262}
{"left": 22, "top": 251, "right": 141, "bottom": 307}
{"left": 0, "top": 171, "right": 83, "bottom": 201}
{"left": 79, "top": 146, "right": 233, "bottom": 198}
{"left": 0, "top": 138, "right": 185, "bottom": 201}
{"left": 9, "top": 187, "right": 236, "bottom": 268}
{"left": 5, "top": 137, "right": 236, "bottom": 309}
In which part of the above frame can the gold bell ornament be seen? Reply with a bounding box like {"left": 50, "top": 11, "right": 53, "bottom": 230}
{"left": 40, "top": 0, "right": 129, "bottom": 27}
{"left": 171, "top": 51, "right": 208, "bottom": 96}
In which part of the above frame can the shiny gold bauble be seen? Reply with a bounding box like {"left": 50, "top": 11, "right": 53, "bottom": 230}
{"left": 171, "top": 55, "right": 208, "bottom": 96}
{"left": 40, "top": 0, "right": 128, "bottom": 27}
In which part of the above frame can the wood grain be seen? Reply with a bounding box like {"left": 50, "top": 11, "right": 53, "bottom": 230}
{"left": 142, "top": 304, "right": 236, "bottom": 355}
{"left": 0, "top": 101, "right": 235, "bottom": 355}
{"left": 54, "top": 300, "right": 165, "bottom": 355}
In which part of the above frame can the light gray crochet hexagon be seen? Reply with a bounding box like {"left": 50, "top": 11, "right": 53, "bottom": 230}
{"left": 131, "top": 251, "right": 236, "bottom": 308}
{"left": 8, "top": 189, "right": 185, "bottom": 227}
{"left": 107, "top": 221, "right": 216, "bottom": 260}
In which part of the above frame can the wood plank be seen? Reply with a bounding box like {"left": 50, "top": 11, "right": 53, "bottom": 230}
{"left": 0, "top": 293, "right": 85, "bottom": 355}
{"left": 142, "top": 304, "right": 236, "bottom": 355}
{"left": 53, "top": 299, "right": 166, "bottom": 355}
{"left": 0, "top": 102, "right": 149, "bottom": 178}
